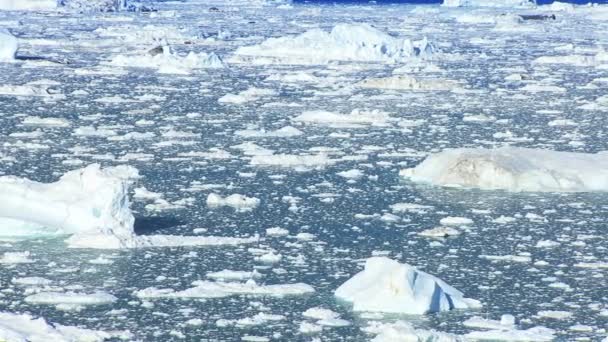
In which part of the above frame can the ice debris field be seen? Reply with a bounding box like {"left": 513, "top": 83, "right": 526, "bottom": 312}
{"left": 1, "top": 0, "right": 608, "bottom": 340}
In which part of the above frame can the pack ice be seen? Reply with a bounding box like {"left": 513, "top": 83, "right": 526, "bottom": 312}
{"left": 442, "top": 0, "right": 536, "bottom": 7}
{"left": 335, "top": 257, "right": 481, "bottom": 314}
{"left": 231, "top": 23, "right": 433, "bottom": 65}
{"left": 400, "top": 147, "right": 608, "bottom": 192}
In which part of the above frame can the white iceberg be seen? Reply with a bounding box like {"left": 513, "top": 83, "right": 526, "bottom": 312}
{"left": 0, "top": 0, "right": 57, "bottom": 11}
{"left": 0, "top": 311, "right": 128, "bottom": 342}
{"left": 0, "top": 29, "right": 17, "bottom": 61}
{"left": 231, "top": 23, "right": 433, "bottom": 65}
{"left": 443, "top": 0, "right": 536, "bottom": 8}
{"left": 0, "top": 165, "right": 259, "bottom": 249}
{"left": 400, "top": 147, "right": 608, "bottom": 192}
{"left": 335, "top": 257, "right": 481, "bottom": 314}
{"left": 107, "top": 46, "right": 225, "bottom": 74}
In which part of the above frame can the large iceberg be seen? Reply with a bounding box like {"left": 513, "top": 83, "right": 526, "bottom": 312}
{"left": 335, "top": 257, "right": 481, "bottom": 314}
{"left": 0, "top": 0, "right": 57, "bottom": 10}
{"left": 0, "top": 165, "right": 259, "bottom": 249}
{"left": 0, "top": 164, "right": 139, "bottom": 248}
{"left": 400, "top": 147, "right": 608, "bottom": 192}
{"left": 231, "top": 23, "right": 433, "bottom": 65}
{"left": 0, "top": 29, "right": 17, "bottom": 61}
{"left": 443, "top": 0, "right": 536, "bottom": 7}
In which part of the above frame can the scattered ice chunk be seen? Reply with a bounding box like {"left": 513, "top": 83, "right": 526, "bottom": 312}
{"left": 206, "top": 193, "right": 260, "bottom": 212}
{"left": 266, "top": 227, "right": 289, "bottom": 237}
{"left": 335, "top": 257, "right": 481, "bottom": 314}
{"left": 293, "top": 109, "right": 392, "bottom": 128}
{"left": 0, "top": 251, "right": 35, "bottom": 264}
{"left": 418, "top": 226, "right": 461, "bottom": 238}
{"left": 440, "top": 217, "right": 473, "bottom": 226}
{"left": 25, "top": 291, "right": 117, "bottom": 306}
{"left": 363, "top": 320, "right": 460, "bottom": 341}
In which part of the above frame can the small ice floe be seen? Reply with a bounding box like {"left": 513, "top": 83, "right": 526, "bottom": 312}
{"left": 218, "top": 87, "right": 276, "bottom": 105}
{"left": 135, "top": 279, "right": 314, "bottom": 299}
{"left": 293, "top": 109, "right": 392, "bottom": 128}
{"left": 12, "top": 276, "right": 52, "bottom": 286}
{"left": 0, "top": 251, "right": 35, "bottom": 264}
{"left": 418, "top": 226, "right": 461, "bottom": 238}
{"left": 206, "top": 193, "right": 260, "bottom": 212}
{"left": 442, "top": 0, "right": 536, "bottom": 8}
{"left": 216, "top": 312, "right": 285, "bottom": 327}
{"left": 440, "top": 216, "right": 473, "bottom": 226}
{"left": 206, "top": 269, "right": 261, "bottom": 281}
{"left": 22, "top": 116, "right": 70, "bottom": 128}
{"left": 0, "top": 311, "right": 130, "bottom": 341}
{"left": 401, "top": 147, "right": 608, "bottom": 192}
{"left": 250, "top": 154, "right": 336, "bottom": 170}
{"left": 302, "top": 307, "right": 350, "bottom": 327}
{"left": 265, "top": 227, "right": 289, "bottom": 237}
{"left": 25, "top": 291, "right": 117, "bottom": 307}
{"left": 235, "top": 126, "right": 302, "bottom": 138}
{"left": 357, "top": 75, "right": 463, "bottom": 91}
{"left": 335, "top": 257, "right": 481, "bottom": 314}
{"left": 363, "top": 320, "right": 460, "bottom": 341}
{"left": 463, "top": 314, "right": 555, "bottom": 341}
{"left": 230, "top": 23, "right": 433, "bottom": 65}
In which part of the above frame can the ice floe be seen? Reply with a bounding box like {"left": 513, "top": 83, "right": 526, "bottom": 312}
{"left": 0, "top": 29, "right": 17, "bottom": 62}
{"left": 335, "top": 257, "right": 481, "bottom": 314}
{"left": 401, "top": 147, "right": 608, "bottom": 192}
{"left": 107, "top": 46, "right": 224, "bottom": 74}
{"left": 231, "top": 23, "right": 433, "bottom": 65}
{"left": 0, "top": 0, "right": 57, "bottom": 11}
{"left": 206, "top": 193, "right": 260, "bottom": 212}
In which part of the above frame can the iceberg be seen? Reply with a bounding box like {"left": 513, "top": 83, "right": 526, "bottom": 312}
{"left": 0, "top": 29, "right": 17, "bottom": 62}
{"left": 0, "top": 165, "right": 259, "bottom": 249}
{"left": 400, "top": 147, "right": 608, "bottom": 192}
{"left": 231, "top": 23, "right": 433, "bottom": 65}
{"left": 107, "top": 46, "right": 225, "bottom": 74}
{"left": 443, "top": 0, "right": 536, "bottom": 8}
{"left": 335, "top": 257, "right": 481, "bottom": 314}
{"left": 0, "top": 0, "right": 57, "bottom": 10}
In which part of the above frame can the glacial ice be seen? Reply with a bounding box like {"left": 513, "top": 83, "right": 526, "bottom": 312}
{"left": 0, "top": 312, "right": 128, "bottom": 342}
{"left": 0, "top": 29, "right": 17, "bottom": 62}
{"left": 231, "top": 23, "right": 433, "bottom": 65}
{"left": 400, "top": 147, "right": 608, "bottom": 192}
{"left": 108, "top": 46, "right": 225, "bottom": 74}
{"left": 335, "top": 257, "right": 481, "bottom": 314}
{"left": 0, "top": 165, "right": 259, "bottom": 249}
{"left": 0, "top": 0, "right": 57, "bottom": 11}
{"left": 443, "top": 0, "right": 536, "bottom": 8}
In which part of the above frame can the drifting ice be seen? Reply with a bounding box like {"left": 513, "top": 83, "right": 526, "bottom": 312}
{"left": 335, "top": 257, "right": 481, "bottom": 314}
{"left": 0, "top": 165, "right": 259, "bottom": 249}
{"left": 0, "top": 29, "right": 17, "bottom": 61}
{"left": 400, "top": 147, "right": 608, "bottom": 192}
{"left": 232, "top": 23, "right": 433, "bottom": 65}
{"left": 442, "top": 0, "right": 536, "bottom": 7}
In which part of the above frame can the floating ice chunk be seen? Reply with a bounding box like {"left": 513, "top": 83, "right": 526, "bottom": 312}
{"left": 440, "top": 217, "right": 473, "bottom": 226}
{"left": 232, "top": 23, "right": 433, "bottom": 65}
{"left": 25, "top": 291, "right": 117, "bottom": 306}
{"left": 207, "top": 270, "right": 261, "bottom": 281}
{"left": 0, "top": 251, "right": 35, "bottom": 264}
{"left": 335, "top": 257, "right": 481, "bottom": 314}
{"left": 363, "top": 320, "right": 461, "bottom": 341}
{"left": 135, "top": 279, "right": 314, "bottom": 299}
{"left": 218, "top": 87, "right": 276, "bottom": 105}
{"left": 0, "top": 29, "right": 17, "bottom": 61}
{"left": 0, "top": 312, "right": 126, "bottom": 342}
{"left": 216, "top": 312, "right": 284, "bottom": 327}
{"left": 23, "top": 116, "right": 70, "bottom": 128}
{"left": 464, "top": 315, "right": 516, "bottom": 330}
{"left": 293, "top": 109, "right": 392, "bottom": 128}
{"left": 537, "top": 310, "right": 572, "bottom": 320}
{"left": 443, "top": 0, "right": 536, "bottom": 8}
{"left": 358, "top": 75, "right": 462, "bottom": 91}
{"left": 0, "top": 84, "right": 64, "bottom": 99}
{"left": 0, "top": 0, "right": 57, "bottom": 11}
{"left": 250, "top": 154, "right": 336, "bottom": 170}
{"left": 418, "top": 226, "right": 461, "bottom": 238}
{"left": 337, "top": 169, "right": 364, "bottom": 180}
{"left": 400, "top": 147, "right": 608, "bottom": 192}
{"left": 464, "top": 326, "right": 555, "bottom": 341}
{"left": 303, "top": 307, "right": 340, "bottom": 320}
{"left": 299, "top": 322, "right": 323, "bottom": 334}
{"left": 266, "top": 227, "right": 289, "bottom": 237}
{"left": 12, "top": 277, "right": 52, "bottom": 286}
{"left": 235, "top": 126, "right": 303, "bottom": 138}
{"left": 207, "top": 193, "right": 260, "bottom": 212}
{"left": 108, "top": 46, "right": 224, "bottom": 74}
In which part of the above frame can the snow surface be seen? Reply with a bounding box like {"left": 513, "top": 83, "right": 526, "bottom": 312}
{"left": 335, "top": 257, "right": 481, "bottom": 314}
{"left": 401, "top": 147, "right": 608, "bottom": 192}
